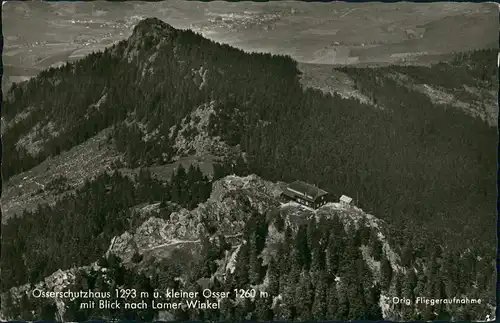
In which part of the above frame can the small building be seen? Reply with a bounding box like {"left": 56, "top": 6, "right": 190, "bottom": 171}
{"left": 339, "top": 195, "right": 353, "bottom": 207}
{"left": 281, "top": 180, "right": 329, "bottom": 209}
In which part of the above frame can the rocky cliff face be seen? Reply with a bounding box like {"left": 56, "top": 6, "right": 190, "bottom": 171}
{"left": 1, "top": 263, "right": 105, "bottom": 321}
{"left": 106, "top": 174, "right": 282, "bottom": 265}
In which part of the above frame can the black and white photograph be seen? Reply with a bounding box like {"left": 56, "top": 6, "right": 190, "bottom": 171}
{"left": 1, "top": 0, "right": 498, "bottom": 321}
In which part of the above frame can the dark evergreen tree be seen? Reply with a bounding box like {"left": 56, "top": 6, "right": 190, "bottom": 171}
{"left": 369, "top": 229, "right": 383, "bottom": 261}
{"left": 380, "top": 257, "right": 393, "bottom": 290}
{"left": 311, "top": 271, "right": 328, "bottom": 320}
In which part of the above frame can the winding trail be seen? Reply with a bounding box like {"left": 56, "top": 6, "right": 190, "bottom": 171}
{"left": 143, "top": 233, "right": 243, "bottom": 252}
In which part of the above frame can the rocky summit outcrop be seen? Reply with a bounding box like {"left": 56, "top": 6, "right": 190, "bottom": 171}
{"left": 0, "top": 174, "right": 284, "bottom": 320}
{"left": 2, "top": 174, "right": 494, "bottom": 321}
{"left": 101, "top": 174, "right": 411, "bottom": 320}
{"left": 106, "top": 174, "right": 282, "bottom": 264}
{"left": 0, "top": 174, "right": 403, "bottom": 319}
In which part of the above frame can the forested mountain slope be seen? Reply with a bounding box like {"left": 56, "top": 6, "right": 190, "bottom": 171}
{"left": 1, "top": 175, "right": 495, "bottom": 322}
{"left": 4, "top": 17, "right": 496, "bottom": 248}
{"left": 1, "top": 17, "right": 497, "bottom": 322}
{"left": 299, "top": 50, "right": 498, "bottom": 126}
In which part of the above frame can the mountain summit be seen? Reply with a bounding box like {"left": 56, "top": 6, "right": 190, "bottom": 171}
{"left": 131, "top": 17, "right": 177, "bottom": 39}
{"left": 121, "top": 17, "right": 179, "bottom": 62}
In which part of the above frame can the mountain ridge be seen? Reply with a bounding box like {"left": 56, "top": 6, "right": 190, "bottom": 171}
{"left": 2, "top": 16, "right": 496, "bottom": 250}
{"left": 1, "top": 17, "right": 497, "bottom": 322}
